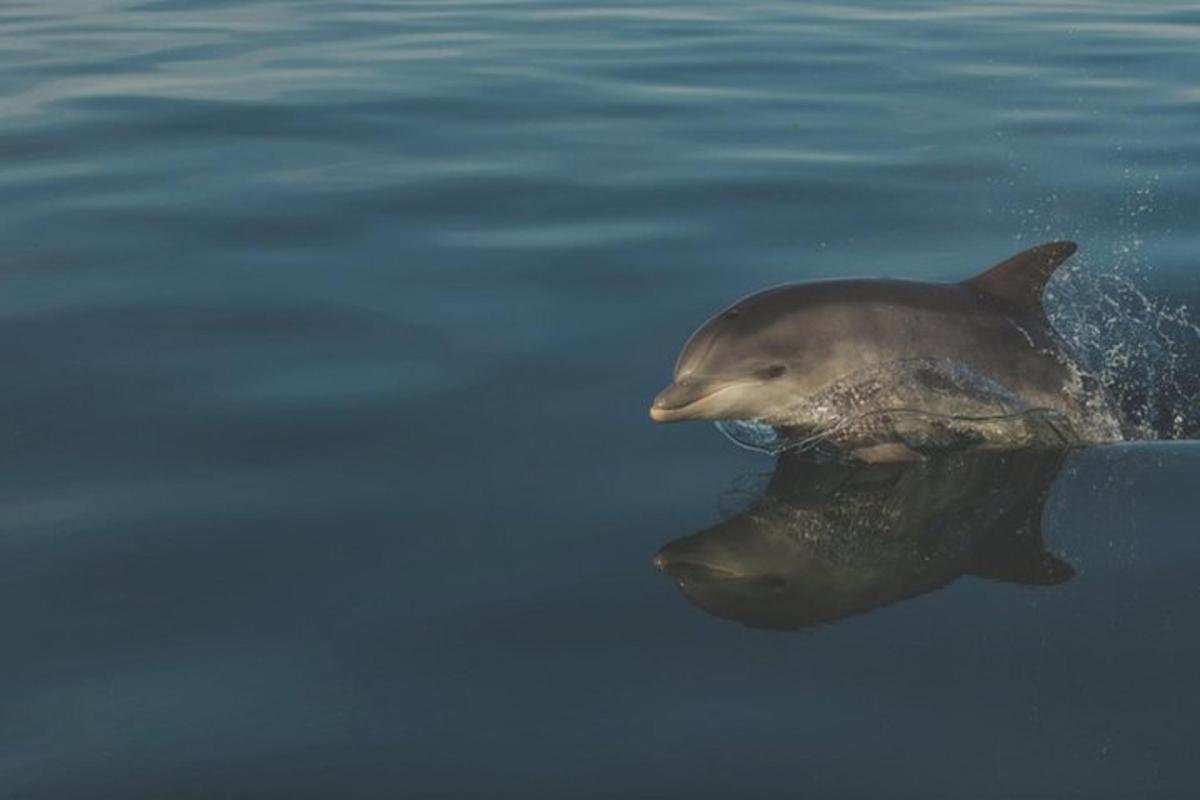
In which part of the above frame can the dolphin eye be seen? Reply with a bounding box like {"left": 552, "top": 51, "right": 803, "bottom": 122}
{"left": 760, "top": 364, "right": 786, "bottom": 379}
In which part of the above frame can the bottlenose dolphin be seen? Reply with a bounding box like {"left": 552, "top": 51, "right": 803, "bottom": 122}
{"left": 649, "top": 242, "right": 1122, "bottom": 460}
{"left": 653, "top": 450, "right": 1072, "bottom": 629}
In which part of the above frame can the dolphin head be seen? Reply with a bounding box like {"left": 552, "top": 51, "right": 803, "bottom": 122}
{"left": 650, "top": 288, "right": 819, "bottom": 423}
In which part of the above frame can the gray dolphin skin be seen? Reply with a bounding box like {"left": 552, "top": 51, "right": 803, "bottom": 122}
{"left": 653, "top": 450, "right": 1072, "bottom": 629}
{"left": 650, "top": 241, "right": 1122, "bottom": 460}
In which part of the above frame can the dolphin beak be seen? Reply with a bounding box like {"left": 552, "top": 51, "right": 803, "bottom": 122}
{"left": 649, "top": 380, "right": 732, "bottom": 422}
{"left": 649, "top": 386, "right": 684, "bottom": 422}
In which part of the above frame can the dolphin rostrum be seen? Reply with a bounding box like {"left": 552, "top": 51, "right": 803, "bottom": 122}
{"left": 649, "top": 242, "right": 1122, "bottom": 460}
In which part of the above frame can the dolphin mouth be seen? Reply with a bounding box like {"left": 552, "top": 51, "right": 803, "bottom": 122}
{"left": 649, "top": 380, "right": 747, "bottom": 422}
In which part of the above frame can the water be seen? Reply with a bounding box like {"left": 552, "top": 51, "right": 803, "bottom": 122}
{"left": 3, "top": 1, "right": 1200, "bottom": 797}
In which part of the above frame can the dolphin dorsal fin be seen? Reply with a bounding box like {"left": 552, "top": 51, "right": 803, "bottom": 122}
{"left": 962, "top": 241, "right": 1077, "bottom": 312}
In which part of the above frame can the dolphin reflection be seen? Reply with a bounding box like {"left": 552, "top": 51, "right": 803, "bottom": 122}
{"left": 654, "top": 450, "right": 1073, "bottom": 629}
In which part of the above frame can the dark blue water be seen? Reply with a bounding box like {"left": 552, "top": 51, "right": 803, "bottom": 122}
{"left": 3, "top": 1, "right": 1199, "bottom": 797}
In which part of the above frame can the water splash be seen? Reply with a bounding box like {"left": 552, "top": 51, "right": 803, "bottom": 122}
{"left": 1046, "top": 238, "right": 1200, "bottom": 441}
{"left": 717, "top": 358, "right": 1121, "bottom": 458}
{"left": 716, "top": 419, "right": 787, "bottom": 454}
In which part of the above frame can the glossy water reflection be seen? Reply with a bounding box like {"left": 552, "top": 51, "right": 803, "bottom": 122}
{"left": 655, "top": 450, "right": 1072, "bottom": 629}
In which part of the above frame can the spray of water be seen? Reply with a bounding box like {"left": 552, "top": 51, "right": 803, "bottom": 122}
{"left": 716, "top": 358, "right": 1120, "bottom": 457}
{"left": 1042, "top": 232, "right": 1200, "bottom": 439}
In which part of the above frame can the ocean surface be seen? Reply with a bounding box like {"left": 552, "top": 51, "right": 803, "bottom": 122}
{"left": 3, "top": 1, "right": 1200, "bottom": 797}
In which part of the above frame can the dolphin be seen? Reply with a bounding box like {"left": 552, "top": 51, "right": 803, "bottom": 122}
{"left": 649, "top": 241, "right": 1122, "bottom": 460}
{"left": 653, "top": 449, "right": 1073, "bottom": 629}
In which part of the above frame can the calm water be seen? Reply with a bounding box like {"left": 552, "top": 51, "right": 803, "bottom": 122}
{"left": 3, "top": 1, "right": 1200, "bottom": 797}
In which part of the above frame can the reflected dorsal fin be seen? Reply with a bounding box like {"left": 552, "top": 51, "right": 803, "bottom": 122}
{"left": 961, "top": 241, "right": 1077, "bottom": 312}
{"left": 968, "top": 496, "right": 1075, "bottom": 586}
{"left": 970, "top": 540, "right": 1075, "bottom": 586}
{"left": 968, "top": 452, "right": 1075, "bottom": 586}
